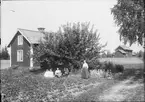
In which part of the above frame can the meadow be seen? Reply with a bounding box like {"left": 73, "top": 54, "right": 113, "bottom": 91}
{"left": 0, "top": 57, "right": 144, "bottom": 102}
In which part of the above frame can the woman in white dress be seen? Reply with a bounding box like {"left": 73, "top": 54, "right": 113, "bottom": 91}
{"left": 44, "top": 69, "right": 54, "bottom": 78}
{"left": 81, "top": 60, "right": 90, "bottom": 79}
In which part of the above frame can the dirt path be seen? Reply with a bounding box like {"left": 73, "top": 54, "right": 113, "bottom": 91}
{"left": 98, "top": 77, "right": 144, "bottom": 101}
{"left": 71, "top": 77, "right": 144, "bottom": 102}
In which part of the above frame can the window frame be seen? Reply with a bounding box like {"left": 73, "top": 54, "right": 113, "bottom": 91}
{"left": 18, "top": 35, "right": 23, "bottom": 45}
{"left": 17, "top": 50, "right": 23, "bottom": 62}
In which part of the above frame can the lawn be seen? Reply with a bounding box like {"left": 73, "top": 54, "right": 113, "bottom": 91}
{"left": 99, "top": 57, "right": 143, "bottom": 65}
{"left": 1, "top": 60, "right": 10, "bottom": 69}
{"left": 1, "top": 58, "right": 144, "bottom": 102}
{"left": 99, "top": 57, "right": 144, "bottom": 69}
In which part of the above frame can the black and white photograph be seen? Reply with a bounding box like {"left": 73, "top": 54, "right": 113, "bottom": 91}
{"left": 0, "top": 0, "right": 144, "bottom": 101}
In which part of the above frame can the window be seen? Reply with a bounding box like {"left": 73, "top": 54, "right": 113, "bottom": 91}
{"left": 18, "top": 35, "right": 23, "bottom": 45}
{"left": 17, "top": 50, "right": 23, "bottom": 62}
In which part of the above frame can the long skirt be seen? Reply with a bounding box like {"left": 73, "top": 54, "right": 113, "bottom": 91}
{"left": 81, "top": 67, "right": 90, "bottom": 79}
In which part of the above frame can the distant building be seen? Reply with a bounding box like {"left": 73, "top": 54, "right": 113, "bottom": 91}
{"left": 114, "top": 45, "right": 133, "bottom": 57}
{"left": 7, "top": 28, "right": 45, "bottom": 67}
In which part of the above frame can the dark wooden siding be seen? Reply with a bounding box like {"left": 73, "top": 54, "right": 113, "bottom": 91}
{"left": 114, "top": 51, "right": 125, "bottom": 57}
{"left": 115, "top": 47, "right": 132, "bottom": 57}
{"left": 11, "top": 31, "right": 30, "bottom": 67}
{"left": 124, "top": 50, "right": 132, "bottom": 57}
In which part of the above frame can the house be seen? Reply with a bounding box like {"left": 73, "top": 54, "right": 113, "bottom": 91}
{"left": 114, "top": 45, "right": 133, "bottom": 57}
{"left": 8, "top": 28, "right": 45, "bottom": 68}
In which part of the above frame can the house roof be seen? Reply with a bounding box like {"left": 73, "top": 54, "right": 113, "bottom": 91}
{"left": 8, "top": 28, "right": 44, "bottom": 47}
{"left": 117, "top": 45, "right": 132, "bottom": 51}
{"left": 117, "top": 49, "right": 127, "bottom": 54}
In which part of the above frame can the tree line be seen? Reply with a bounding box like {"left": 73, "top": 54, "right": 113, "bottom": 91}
{"left": 0, "top": 46, "right": 10, "bottom": 60}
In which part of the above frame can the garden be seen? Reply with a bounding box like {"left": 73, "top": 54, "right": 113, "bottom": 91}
{"left": 1, "top": 22, "right": 144, "bottom": 102}
{"left": 1, "top": 59, "right": 144, "bottom": 102}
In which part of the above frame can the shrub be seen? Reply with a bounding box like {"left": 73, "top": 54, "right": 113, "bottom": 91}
{"left": 87, "top": 58, "right": 101, "bottom": 70}
{"left": 11, "top": 65, "right": 19, "bottom": 69}
{"left": 0, "top": 46, "right": 10, "bottom": 60}
{"left": 115, "top": 64, "right": 124, "bottom": 73}
{"left": 99, "top": 61, "right": 124, "bottom": 74}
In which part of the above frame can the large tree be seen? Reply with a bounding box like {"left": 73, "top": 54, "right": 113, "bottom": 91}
{"left": 111, "top": 0, "right": 144, "bottom": 46}
{"left": 32, "top": 22, "right": 106, "bottom": 70}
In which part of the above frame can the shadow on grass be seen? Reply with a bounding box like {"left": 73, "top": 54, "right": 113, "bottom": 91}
{"left": 30, "top": 68, "right": 46, "bottom": 75}
{"left": 114, "top": 68, "right": 144, "bottom": 83}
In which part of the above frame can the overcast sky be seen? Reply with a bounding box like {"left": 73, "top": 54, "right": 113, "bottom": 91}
{"left": 1, "top": 0, "right": 144, "bottom": 52}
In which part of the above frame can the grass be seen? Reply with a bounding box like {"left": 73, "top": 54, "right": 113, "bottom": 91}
{"left": 1, "top": 58, "right": 144, "bottom": 102}
{"left": 1, "top": 67, "right": 106, "bottom": 102}
{"left": 99, "top": 57, "right": 143, "bottom": 65}
{"left": 0, "top": 60, "right": 10, "bottom": 69}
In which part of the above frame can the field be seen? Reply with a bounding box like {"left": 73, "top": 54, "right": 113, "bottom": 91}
{"left": 99, "top": 57, "right": 144, "bottom": 69}
{"left": 99, "top": 57, "right": 143, "bottom": 64}
{"left": 1, "top": 60, "right": 10, "bottom": 69}
{"left": 0, "top": 57, "right": 144, "bottom": 102}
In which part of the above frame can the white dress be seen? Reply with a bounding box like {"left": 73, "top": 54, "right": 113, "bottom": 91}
{"left": 81, "top": 62, "right": 90, "bottom": 79}
{"left": 44, "top": 70, "right": 54, "bottom": 78}
{"left": 82, "top": 62, "right": 89, "bottom": 69}
{"left": 55, "top": 69, "right": 62, "bottom": 77}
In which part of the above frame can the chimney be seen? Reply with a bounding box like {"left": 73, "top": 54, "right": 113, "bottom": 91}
{"left": 37, "top": 27, "right": 45, "bottom": 33}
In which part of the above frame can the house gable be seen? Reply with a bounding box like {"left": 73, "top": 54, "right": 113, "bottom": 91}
{"left": 8, "top": 28, "right": 44, "bottom": 67}
{"left": 115, "top": 45, "right": 133, "bottom": 57}
{"left": 8, "top": 31, "right": 31, "bottom": 47}
{"left": 10, "top": 31, "right": 31, "bottom": 67}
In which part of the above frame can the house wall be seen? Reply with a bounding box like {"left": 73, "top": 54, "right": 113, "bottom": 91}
{"left": 125, "top": 50, "right": 132, "bottom": 57}
{"left": 114, "top": 51, "right": 125, "bottom": 57}
{"left": 115, "top": 46, "right": 132, "bottom": 57}
{"left": 11, "top": 31, "right": 30, "bottom": 67}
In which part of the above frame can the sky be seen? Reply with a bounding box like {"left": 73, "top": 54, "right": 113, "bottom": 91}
{"left": 1, "top": 0, "right": 144, "bottom": 53}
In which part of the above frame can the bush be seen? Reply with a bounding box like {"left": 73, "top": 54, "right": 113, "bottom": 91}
{"left": 11, "top": 65, "right": 19, "bottom": 69}
{"left": 87, "top": 58, "right": 101, "bottom": 70}
{"left": 115, "top": 64, "right": 124, "bottom": 73}
{"left": 0, "top": 46, "right": 10, "bottom": 60}
{"left": 98, "top": 61, "right": 124, "bottom": 74}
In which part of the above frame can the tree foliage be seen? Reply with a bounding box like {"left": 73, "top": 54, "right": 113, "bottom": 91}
{"left": 32, "top": 22, "right": 106, "bottom": 70}
{"left": 111, "top": 0, "right": 144, "bottom": 46}
{"left": 0, "top": 46, "right": 10, "bottom": 60}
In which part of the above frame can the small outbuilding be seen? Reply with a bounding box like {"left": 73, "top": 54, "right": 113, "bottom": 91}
{"left": 114, "top": 45, "right": 133, "bottom": 57}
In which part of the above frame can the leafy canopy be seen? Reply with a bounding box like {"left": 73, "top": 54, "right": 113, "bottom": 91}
{"left": 111, "top": 0, "right": 144, "bottom": 46}
{"left": 32, "top": 22, "right": 106, "bottom": 69}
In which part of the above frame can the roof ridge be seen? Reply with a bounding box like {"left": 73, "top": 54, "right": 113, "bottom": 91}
{"left": 119, "top": 45, "right": 132, "bottom": 50}
{"left": 18, "top": 28, "right": 39, "bottom": 32}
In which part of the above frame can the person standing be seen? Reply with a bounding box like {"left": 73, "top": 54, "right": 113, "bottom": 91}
{"left": 81, "top": 60, "right": 90, "bottom": 79}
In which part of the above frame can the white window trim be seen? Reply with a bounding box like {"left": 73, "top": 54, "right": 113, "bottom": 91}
{"left": 18, "top": 35, "right": 23, "bottom": 45}
{"left": 30, "top": 45, "right": 33, "bottom": 68}
{"left": 17, "top": 50, "right": 23, "bottom": 62}
{"left": 9, "top": 46, "right": 11, "bottom": 67}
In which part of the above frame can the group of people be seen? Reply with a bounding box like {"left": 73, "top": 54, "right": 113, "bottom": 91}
{"left": 44, "top": 60, "right": 90, "bottom": 79}
{"left": 44, "top": 67, "right": 69, "bottom": 78}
